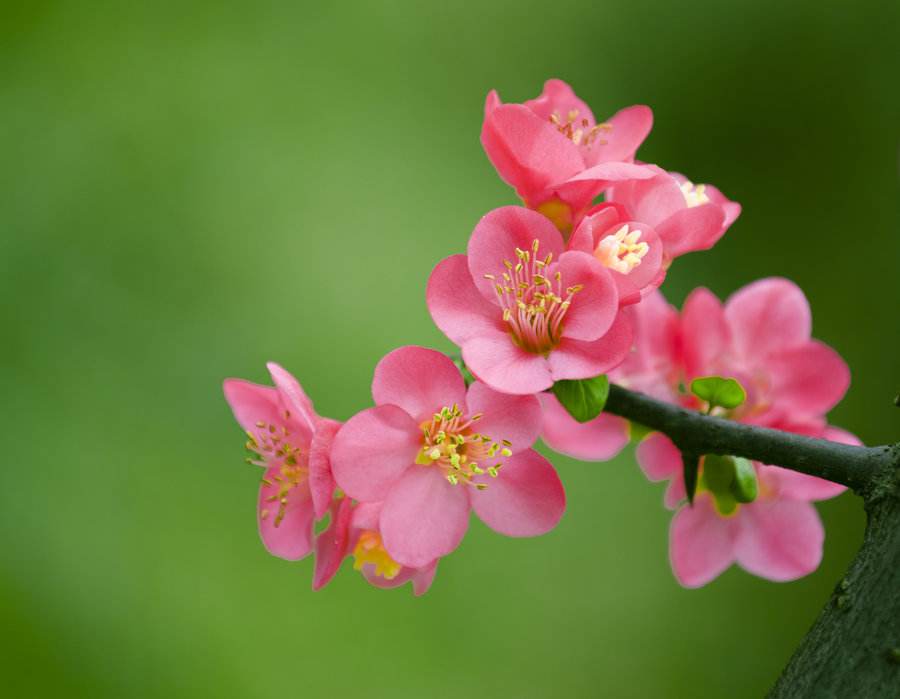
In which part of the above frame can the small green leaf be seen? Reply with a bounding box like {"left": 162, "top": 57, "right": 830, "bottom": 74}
{"left": 730, "top": 457, "right": 759, "bottom": 503}
{"left": 551, "top": 375, "right": 609, "bottom": 423}
{"left": 690, "top": 376, "right": 747, "bottom": 410}
{"left": 683, "top": 451, "right": 700, "bottom": 505}
{"left": 701, "top": 454, "right": 735, "bottom": 493}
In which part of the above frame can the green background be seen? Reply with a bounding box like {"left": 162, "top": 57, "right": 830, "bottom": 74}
{"left": 2, "top": 1, "right": 898, "bottom": 697}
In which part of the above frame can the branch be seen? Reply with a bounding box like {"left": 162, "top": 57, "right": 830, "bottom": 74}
{"left": 603, "top": 382, "right": 900, "bottom": 697}
{"left": 604, "top": 383, "right": 892, "bottom": 493}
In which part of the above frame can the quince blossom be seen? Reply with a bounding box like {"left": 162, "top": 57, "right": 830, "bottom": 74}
{"left": 621, "top": 279, "right": 857, "bottom": 586}
{"left": 427, "top": 206, "right": 633, "bottom": 395}
{"left": 313, "top": 498, "right": 438, "bottom": 596}
{"left": 330, "top": 346, "right": 565, "bottom": 568}
{"left": 482, "top": 79, "right": 655, "bottom": 234}
{"left": 223, "top": 363, "right": 340, "bottom": 561}
{"left": 606, "top": 165, "right": 741, "bottom": 262}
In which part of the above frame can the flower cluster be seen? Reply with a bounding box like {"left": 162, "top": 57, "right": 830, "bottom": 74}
{"left": 223, "top": 79, "right": 854, "bottom": 594}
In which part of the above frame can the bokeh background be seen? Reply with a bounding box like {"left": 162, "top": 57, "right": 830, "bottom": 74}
{"left": 2, "top": 1, "right": 898, "bottom": 697}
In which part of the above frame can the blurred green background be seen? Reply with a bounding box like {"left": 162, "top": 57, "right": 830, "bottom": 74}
{"left": 2, "top": 1, "right": 898, "bottom": 697}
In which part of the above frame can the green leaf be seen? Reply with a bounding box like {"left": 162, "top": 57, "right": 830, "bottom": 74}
{"left": 701, "top": 454, "right": 735, "bottom": 493}
{"left": 690, "top": 375, "right": 747, "bottom": 410}
{"left": 551, "top": 375, "right": 609, "bottom": 423}
{"left": 730, "top": 457, "right": 759, "bottom": 503}
{"left": 683, "top": 451, "right": 700, "bottom": 505}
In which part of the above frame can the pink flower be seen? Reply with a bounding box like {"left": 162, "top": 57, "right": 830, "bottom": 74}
{"left": 330, "top": 346, "right": 566, "bottom": 568}
{"left": 223, "top": 363, "right": 340, "bottom": 561}
{"left": 427, "top": 206, "right": 633, "bottom": 395}
{"left": 313, "top": 498, "right": 438, "bottom": 596}
{"left": 482, "top": 79, "right": 655, "bottom": 234}
{"left": 606, "top": 165, "right": 741, "bottom": 261}
{"left": 620, "top": 279, "right": 858, "bottom": 585}
{"left": 567, "top": 204, "right": 665, "bottom": 306}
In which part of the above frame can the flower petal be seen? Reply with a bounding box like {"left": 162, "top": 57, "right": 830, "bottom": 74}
{"left": 466, "top": 381, "right": 542, "bottom": 451}
{"left": 760, "top": 465, "right": 846, "bottom": 502}
{"left": 258, "top": 467, "right": 315, "bottom": 561}
{"left": 462, "top": 331, "right": 554, "bottom": 395}
{"left": 470, "top": 449, "right": 565, "bottom": 537}
{"left": 724, "top": 277, "right": 811, "bottom": 359}
{"left": 427, "top": 254, "right": 505, "bottom": 346}
{"left": 266, "top": 362, "right": 318, "bottom": 437}
{"left": 766, "top": 341, "right": 851, "bottom": 416}
{"left": 735, "top": 499, "right": 824, "bottom": 582}
{"left": 308, "top": 417, "right": 342, "bottom": 519}
{"left": 539, "top": 393, "right": 629, "bottom": 461}
{"left": 380, "top": 467, "right": 470, "bottom": 567}
{"left": 556, "top": 250, "right": 618, "bottom": 341}
{"left": 372, "top": 346, "right": 467, "bottom": 423}
{"left": 584, "top": 104, "right": 653, "bottom": 166}
{"left": 223, "top": 379, "right": 283, "bottom": 436}
{"left": 635, "top": 432, "right": 682, "bottom": 482}
{"left": 523, "top": 79, "right": 596, "bottom": 125}
{"left": 467, "top": 206, "right": 565, "bottom": 304}
{"left": 669, "top": 495, "right": 737, "bottom": 588}
{"left": 331, "top": 405, "right": 419, "bottom": 502}
{"left": 607, "top": 168, "right": 684, "bottom": 227}
{"left": 313, "top": 497, "right": 353, "bottom": 590}
{"left": 481, "top": 104, "right": 584, "bottom": 202}
{"left": 680, "top": 287, "right": 729, "bottom": 380}
{"left": 655, "top": 203, "right": 726, "bottom": 258}
{"left": 548, "top": 312, "right": 633, "bottom": 380}
{"left": 412, "top": 560, "right": 439, "bottom": 596}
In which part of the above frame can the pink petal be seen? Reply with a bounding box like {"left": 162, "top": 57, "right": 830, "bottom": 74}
{"left": 760, "top": 465, "right": 846, "bottom": 502}
{"left": 735, "top": 500, "right": 824, "bottom": 582}
{"left": 539, "top": 392, "right": 629, "bottom": 461}
{"left": 427, "top": 254, "right": 505, "bottom": 346}
{"left": 613, "top": 289, "right": 679, "bottom": 385}
{"left": 556, "top": 250, "right": 618, "bottom": 341}
{"left": 380, "top": 467, "right": 470, "bottom": 567}
{"left": 664, "top": 477, "right": 687, "bottom": 510}
{"left": 680, "top": 287, "right": 729, "bottom": 379}
{"left": 308, "top": 417, "right": 341, "bottom": 520}
{"left": 548, "top": 312, "right": 633, "bottom": 380}
{"left": 766, "top": 341, "right": 850, "bottom": 416}
{"left": 313, "top": 497, "right": 353, "bottom": 590}
{"left": 669, "top": 495, "right": 737, "bottom": 588}
{"left": 655, "top": 203, "right": 726, "bottom": 258}
{"left": 563, "top": 161, "right": 657, "bottom": 186}
{"left": 605, "top": 222, "right": 664, "bottom": 305}
{"left": 635, "top": 432, "right": 682, "bottom": 482}
{"left": 704, "top": 184, "right": 741, "bottom": 229}
{"left": 607, "top": 168, "right": 684, "bottom": 227}
{"left": 360, "top": 564, "right": 418, "bottom": 590}
{"left": 330, "top": 405, "right": 419, "bottom": 502}
{"left": 480, "top": 104, "right": 584, "bottom": 202}
{"left": 470, "top": 449, "right": 565, "bottom": 537}
{"left": 412, "top": 560, "right": 439, "bottom": 596}
{"left": 266, "top": 362, "right": 317, "bottom": 437}
{"left": 468, "top": 206, "right": 565, "bottom": 304}
{"left": 372, "top": 346, "right": 467, "bottom": 423}
{"left": 462, "top": 330, "right": 554, "bottom": 395}
{"left": 484, "top": 89, "right": 501, "bottom": 117}
{"left": 222, "top": 379, "right": 283, "bottom": 436}
{"left": 823, "top": 426, "right": 862, "bottom": 447}
{"left": 466, "top": 381, "right": 542, "bottom": 451}
{"left": 724, "top": 278, "right": 811, "bottom": 359}
{"left": 257, "top": 467, "right": 315, "bottom": 561}
{"left": 523, "top": 79, "right": 596, "bottom": 125}
{"left": 584, "top": 104, "right": 653, "bottom": 166}
{"left": 350, "top": 501, "right": 383, "bottom": 532}
{"left": 567, "top": 206, "right": 622, "bottom": 254}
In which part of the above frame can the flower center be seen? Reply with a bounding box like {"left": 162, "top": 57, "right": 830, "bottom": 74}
{"left": 352, "top": 530, "right": 402, "bottom": 580}
{"left": 416, "top": 404, "right": 512, "bottom": 488}
{"left": 245, "top": 416, "right": 308, "bottom": 528}
{"left": 594, "top": 224, "right": 649, "bottom": 274}
{"left": 549, "top": 109, "right": 612, "bottom": 148}
{"left": 680, "top": 180, "right": 710, "bottom": 208}
{"left": 484, "top": 239, "right": 583, "bottom": 354}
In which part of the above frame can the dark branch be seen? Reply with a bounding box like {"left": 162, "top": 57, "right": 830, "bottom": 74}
{"left": 604, "top": 382, "right": 900, "bottom": 696}
{"left": 604, "top": 383, "right": 893, "bottom": 494}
